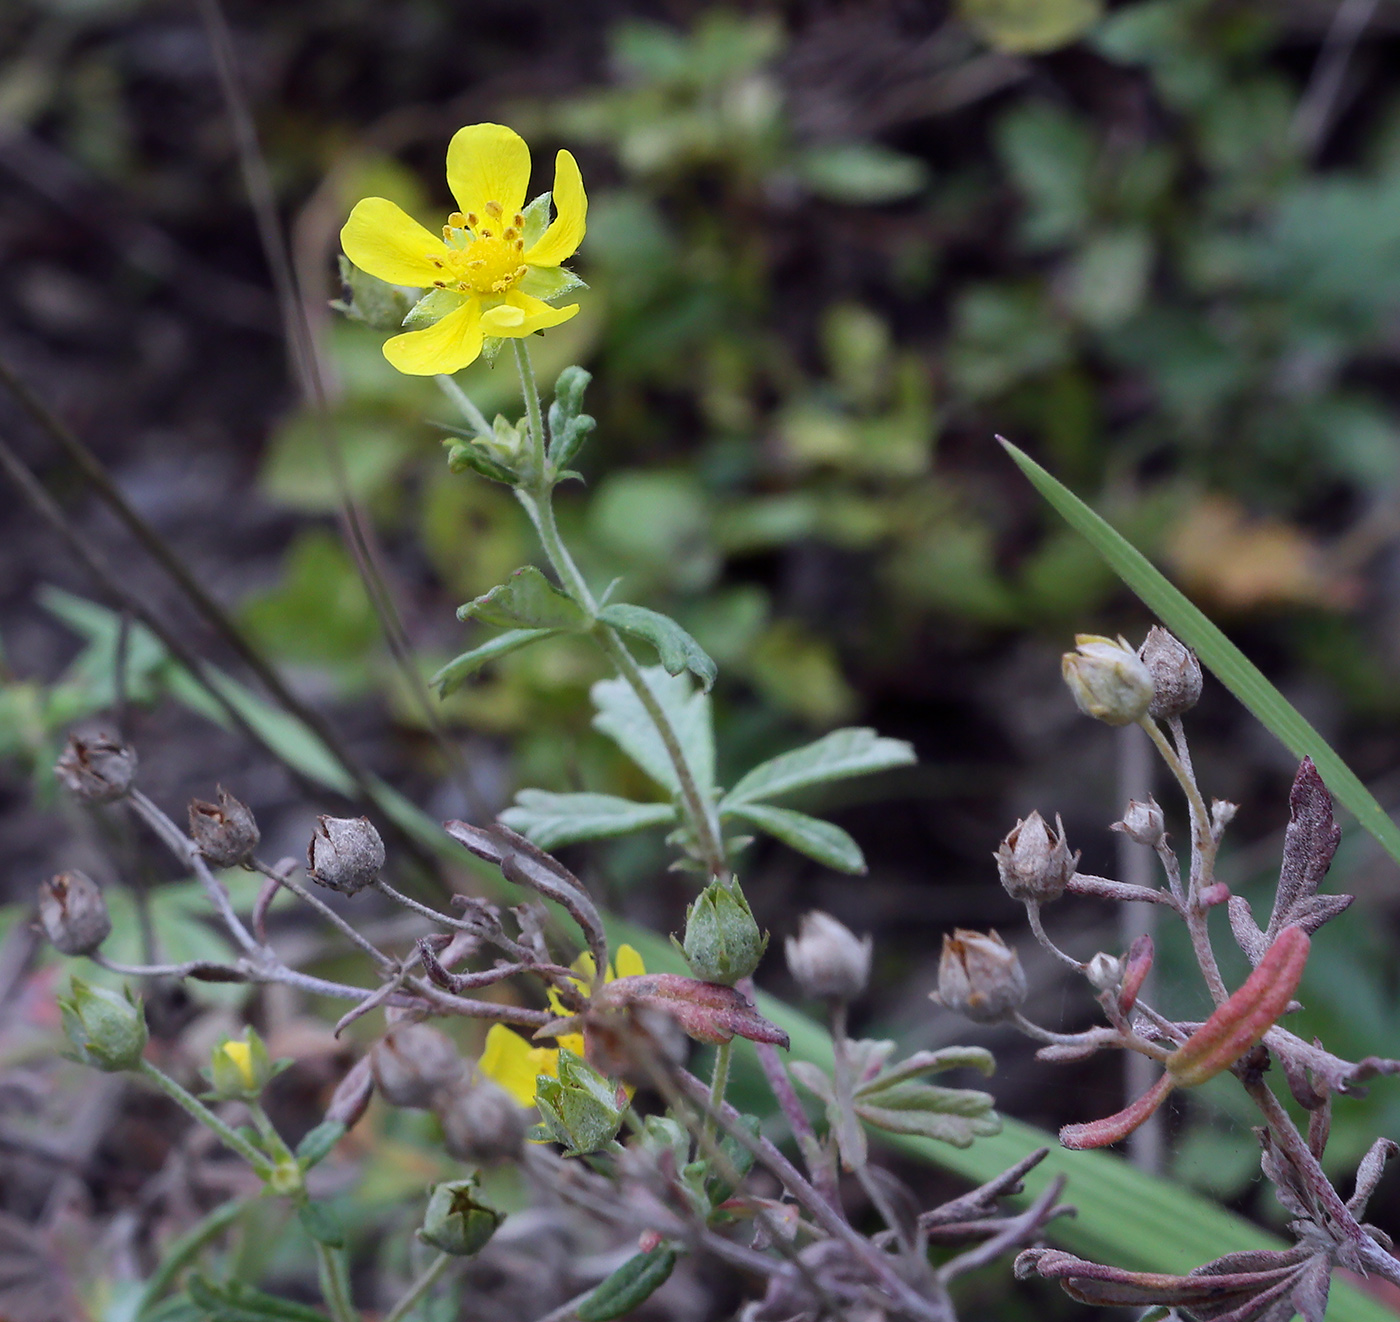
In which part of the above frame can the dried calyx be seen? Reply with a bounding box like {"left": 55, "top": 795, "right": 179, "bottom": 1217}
{"left": 38, "top": 870, "right": 111, "bottom": 955}
{"left": 188, "top": 787, "right": 261, "bottom": 868}
{"left": 307, "top": 815, "right": 385, "bottom": 894}
{"left": 55, "top": 734, "right": 137, "bottom": 803}
{"left": 1138, "top": 625, "right": 1203, "bottom": 719}
{"left": 784, "top": 910, "right": 871, "bottom": 1001}
{"left": 995, "top": 811, "right": 1077, "bottom": 903}
{"left": 935, "top": 930, "right": 1027, "bottom": 1024}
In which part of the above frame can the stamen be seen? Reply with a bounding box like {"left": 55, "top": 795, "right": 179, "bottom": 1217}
{"left": 515, "top": 239, "right": 524, "bottom": 251}
{"left": 514, "top": 213, "right": 524, "bottom": 227}
{"left": 485, "top": 200, "right": 503, "bottom": 219}
{"left": 466, "top": 212, "right": 479, "bottom": 227}
{"left": 433, "top": 280, "right": 446, "bottom": 288}
{"left": 503, "top": 227, "right": 518, "bottom": 242}
{"left": 448, "top": 211, "right": 466, "bottom": 227}
{"left": 466, "top": 259, "right": 486, "bottom": 270}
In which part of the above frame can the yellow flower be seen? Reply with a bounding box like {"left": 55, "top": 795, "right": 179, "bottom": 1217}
{"left": 478, "top": 945, "right": 646, "bottom": 1106}
{"left": 218, "top": 1039, "right": 256, "bottom": 1089}
{"left": 340, "top": 122, "right": 587, "bottom": 376}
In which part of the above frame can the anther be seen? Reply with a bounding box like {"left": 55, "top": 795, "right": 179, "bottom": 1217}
{"left": 513, "top": 213, "right": 524, "bottom": 227}
{"left": 515, "top": 240, "right": 524, "bottom": 251}
{"left": 466, "top": 212, "right": 479, "bottom": 227}
{"left": 503, "top": 227, "right": 518, "bottom": 242}
{"left": 448, "top": 211, "right": 466, "bottom": 227}
{"left": 485, "top": 200, "right": 503, "bottom": 219}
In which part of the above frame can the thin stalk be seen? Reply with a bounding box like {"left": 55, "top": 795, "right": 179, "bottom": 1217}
{"left": 314, "top": 1239, "right": 359, "bottom": 1322}
{"left": 136, "top": 1058, "right": 269, "bottom": 1173}
{"left": 702, "top": 1039, "right": 732, "bottom": 1149}
{"left": 132, "top": 1198, "right": 249, "bottom": 1320}
{"left": 1024, "top": 901, "right": 1084, "bottom": 974}
{"left": 383, "top": 1250, "right": 452, "bottom": 1322}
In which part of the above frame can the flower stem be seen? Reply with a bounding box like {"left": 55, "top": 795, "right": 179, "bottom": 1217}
{"left": 383, "top": 1250, "right": 452, "bottom": 1322}
{"left": 509, "top": 341, "right": 729, "bottom": 880}
{"left": 315, "top": 1239, "right": 359, "bottom": 1322}
{"left": 702, "top": 1039, "right": 732, "bottom": 1149}
{"left": 136, "top": 1058, "right": 269, "bottom": 1173}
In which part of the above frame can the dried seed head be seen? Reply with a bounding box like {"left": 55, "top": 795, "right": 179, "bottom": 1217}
{"left": 1112, "top": 797, "right": 1165, "bottom": 848}
{"left": 188, "top": 787, "right": 261, "bottom": 868}
{"left": 994, "top": 811, "right": 1077, "bottom": 903}
{"left": 307, "top": 815, "right": 384, "bottom": 895}
{"left": 1138, "top": 626, "right": 1203, "bottom": 719}
{"left": 784, "top": 910, "right": 872, "bottom": 1001}
{"left": 1061, "top": 635, "right": 1155, "bottom": 727}
{"left": 371, "top": 1022, "right": 466, "bottom": 1109}
{"left": 38, "top": 870, "right": 111, "bottom": 955}
{"left": 935, "top": 929, "right": 1027, "bottom": 1024}
{"left": 436, "top": 1075, "right": 526, "bottom": 1164}
{"left": 418, "top": 1175, "right": 504, "bottom": 1257}
{"left": 55, "top": 734, "right": 137, "bottom": 803}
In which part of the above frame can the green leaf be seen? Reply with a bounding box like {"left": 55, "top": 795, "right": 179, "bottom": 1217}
{"left": 796, "top": 142, "right": 929, "bottom": 204}
{"left": 431, "top": 628, "right": 558, "bottom": 696}
{"left": 1000, "top": 438, "right": 1400, "bottom": 870}
{"left": 722, "top": 727, "right": 916, "bottom": 808}
{"left": 296, "top": 1201, "right": 345, "bottom": 1249}
{"left": 457, "top": 567, "right": 590, "bottom": 632}
{"left": 142, "top": 1297, "right": 203, "bottom": 1322}
{"left": 444, "top": 439, "right": 518, "bottom": 485}
{"left": 294, "top": 1121, "right": 345, "bottom": 1170}
{"left": 499, "top": 789, "right": 678, "bottom": 849}
{"left": 725, "top": 803, "right": 866, "bottom": 873}
{"left": 599, "top": 603, "right": 717, "bottom": 692}
{"left": 547, "top": 365, "right": 596, "bottom": 471}
{"left": 187, "top": 1275, "right": 330, "bottom": 1321}
{"left": 576, "top": 1245, "right": 679, "bottom": 1321}
{"left": 591, "top": 667, "right": 715, "bottom": 796}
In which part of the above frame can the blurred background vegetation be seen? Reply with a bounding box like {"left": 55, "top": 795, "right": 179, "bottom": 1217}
{"left": 4, "top": 0, "right": 1400, "bottom": 1317}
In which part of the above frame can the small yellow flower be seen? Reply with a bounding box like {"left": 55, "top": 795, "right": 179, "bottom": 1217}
{"left": 478, "top": 945, "right": 646, "bottom": 1106}
{"left": 341, "top": 122, "right": 587, "bottom": 376}
{"left": 219, "top": 1039, "right": 257, "bottom": 1090}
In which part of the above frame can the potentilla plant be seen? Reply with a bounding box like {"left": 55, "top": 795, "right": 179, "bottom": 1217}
{"left": 40, "top": 124, "right": 1071, "bottom": 1322}
{"left": 936, "top": 626, "right": 1400, "bottom": 1322}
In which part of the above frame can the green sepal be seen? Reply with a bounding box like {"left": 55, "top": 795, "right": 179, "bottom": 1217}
{"left": 432, "top": 628, "right": 560, "bottom": 696}
{"left": 706, "top": 1112, "right": 761, "bottom": 1205}
{"left": 576, "top": 1246, "right": 680, "bottom": 1321}
{"left": 330, "top": 255, "right": 413, "bottom": 332}
{"left": 457, "top": 567, "right": 591, "bottom": 632}
{"left": 401, "top": 287, "right": 465, "bottom": 331}
{"left": 521, "top": 191, "right": 552, "bottom": 248}
{"left": 444, "top": 439, "right": 518, "bottom": 485}
{"left": 296, "top": 1200, "right": 345, "bottom": 1248}
{"left": 295, "top": 1121, "right": 345, "bottom": 1171}
{"left": 519, "top": 265, "right": 588, "bottom": 302}
{"left": 597, "top": 603, "right": 717, "bottom": 692}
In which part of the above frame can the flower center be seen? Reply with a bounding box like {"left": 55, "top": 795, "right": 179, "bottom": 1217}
{"left": 428, "top": 199, "right": 528, "bottom": 296}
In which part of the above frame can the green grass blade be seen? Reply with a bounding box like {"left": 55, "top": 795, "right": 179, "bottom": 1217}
{"left": 1000, "top": 437, "right": 1400, "bottom": 869}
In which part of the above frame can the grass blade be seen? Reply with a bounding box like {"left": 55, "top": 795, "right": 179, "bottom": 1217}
{"left": 1000, "top": 437, "right": 1400, "bottom": 869}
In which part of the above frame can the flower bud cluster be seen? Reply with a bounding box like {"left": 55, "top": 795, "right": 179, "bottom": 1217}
{"left": 675, "top": 878, "right": 768, "bottom": 986}
{"left": 935, "top": 930, "right": 1027, "bottom": 1024}
{"left": 55, "top": 734, "right": 137, "bottom": 803}
{"left": 784, "top": 911, "right": 871, "bottom": 1001}
{"left": 38, "top": 870, "right": 111, "bottom": 955}
{"left": 307, "top": 816, "right": 384, "bottom": 894}
{"left": 188, "top": 788, "right": 260, "bottom": 867}
{"left": 994, "top": 812, "right": 1077, "bottom": 904}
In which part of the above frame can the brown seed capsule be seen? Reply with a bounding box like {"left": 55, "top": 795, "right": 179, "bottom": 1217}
{"left": 435, "top": 1075, "right": 526, "bottom": 1164}
{"left": 54, "top": 734, "right": 136, "bottom": 803}
{"left": 784, "top": 911, "right": 872, "bottom": 1001}
{"left": 994, "top": 811, "right": 1077, "bottom": 903}
{"left": 188, "top": 787, "right": 261, "bottom": 868}
{"left": 38, "top": 870, "right": 111, "bottom": 955}
{"left": 1111, "top": 797, "right": 1165, "bottom": 848}
{"left": 935, "top": 929, "right": 1027, "bottom": 1024}
{"left": 371, "top": 1022, "right": 466, "bottom": 1109}
{"left": 1138, "top": 626, "right": 1203, "bottom": 719}
{"left": 307, "top": 815, "right": 384, "bottom": 895}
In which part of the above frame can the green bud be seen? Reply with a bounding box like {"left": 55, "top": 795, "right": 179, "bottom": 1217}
{"left": 534, "top": 1049, "right": 623, "bottom": 1157}
{"left": 204, "top": 1028, "right": 281, "bottom": 1101}
{"left": 59, "top": 979, "right": 148, "bottom": 1072}
{"left": 1061, "top": 634, "right": 1154, "bottom": 727}
{"left": 673, "top": 879, "right": 768, "bottom": 986}
{"left": 418, "top": 1174, "right": 503, "bottom": 1257}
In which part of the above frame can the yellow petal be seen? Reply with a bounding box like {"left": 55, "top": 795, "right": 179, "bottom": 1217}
{"left": 556, "top": 1031, "right": 586, "bottom": 1057}
{"left": 341, "top": 197, "right": 446, "bottom": 287}
{"left": 523, "top": 150, "right": 587, "bottom": 267}
{"left": 383, "top": 298, "right": 483, "bottom": 375}
{"left": 479, "top": 1025, "right": 558, "bottom": 1107}
{"left": 481, "top": 290, "right": 578, "bottom": 340}
{"left": 446, "top": 123, "right": 532, "bottom": 223}
{"left": 614, "top": 944, "right": 646, "bottom": 979}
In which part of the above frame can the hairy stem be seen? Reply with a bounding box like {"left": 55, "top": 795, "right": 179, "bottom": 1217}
{"left": 136, "top": 1058, "right": 269, "bottom": 1173}
{"left": 703, "top": 1039, "right": 733, "bottom": 1150}
{"left": 383, "top": 1250, "right": 453, "bottom": 1322}
{"left": 315, "top": 1239, "right": 359, "bottom": 1322}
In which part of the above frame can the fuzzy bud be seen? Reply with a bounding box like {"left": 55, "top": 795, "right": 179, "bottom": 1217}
{"left": 307, "top": 816, "right": 384, "bottom": 895}
{"left": 37, "top": 870, "right": 111, "bottom": 955}
{"left": 534, "top": 1049, "right": 624, "bottom": 1156}
{"left": 371, "top": 1023, "right": 465, "bottom": 1109}
{"left": 994, "top": 811, "right": 1077, "bottom": 904}
{"left": 1061, "top": 635, "right": 1155, "bottom": 727}
{"left": 935, "top": 929, "right": 1027, "bottom": 1024}
{"left": 55, "top": 734, "right": 136, "bottom": 803}
{"left": 1112, "top": 797, "right": 1165, "bottom": 848}
{"left": 1084, "top": 951, "right": 1123, "bottom": 992}
{"left": 59, "top": 978, "right": 147, "bottom": 1072}
{"left": 784, "top": 911, "right": 872, "bottom": 1002}
{"left": 418, "top": 1175, "right": 503, "bottom": 1257}
{"left": 1139, "top": 626, "right": 1203, "bottom": 719}
{"left": 674, "top": 879, "right": 768, "bottom": 986}
{"left": 436, "top": 1076, "right": 526, "bottom": 1164}
{"left": 188, "top": 787, "right": 261, "bottom": 868}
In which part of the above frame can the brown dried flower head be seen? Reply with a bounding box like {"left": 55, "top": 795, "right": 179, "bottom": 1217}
{"left": 1139, "top": 625, "right": 1203, "bottom": 719}
{"left": 307, "top": 815, "right": 384, "bottom": 894}
{"left": 935, "top": 929, "right": 1027, "bottom": 1023}
{"left": 55, "top": 734, "right": 137, "bottom": 803}
{"left": 995, "top": 811, "right": 1077, "bottom": 903}
{"left": 188, "top": 787, "right": 261, "bottom": 868}
{"left": 38, "top": 870, "right": 111, "bottom": 956}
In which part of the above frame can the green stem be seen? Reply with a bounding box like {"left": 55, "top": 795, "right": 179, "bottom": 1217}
{"left": 702, "top": 1039, "right": 733, "bottom": 1150}
{"left": 136, "top": 1058, "right": 269, "bottom": 1173}
{"left": 509, "top": 341, "right": 730, "bottom": 881}
{"left": 383, "top": 1251, "right": 453, "bottom": 1322}
{"left": 436, "top": 373, "right": 491, "bottom": 438}
{"left": 248, "top": 1100, "right": 298, "bottom": 1167}
{"left": 315, "top": 1240, "right": 360, "bottom": 1322}
{"left": 132, "top": 1198, "right": 249, "bottom": 1320}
